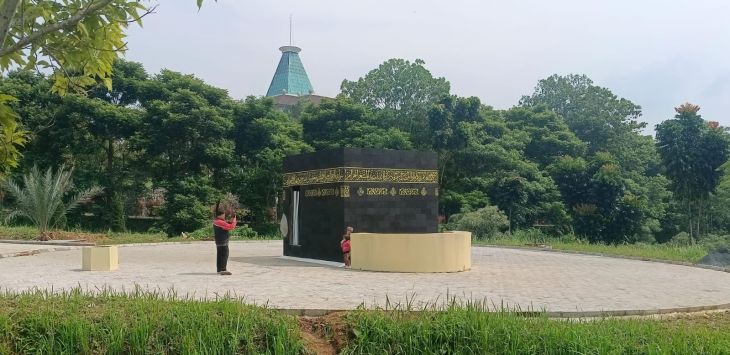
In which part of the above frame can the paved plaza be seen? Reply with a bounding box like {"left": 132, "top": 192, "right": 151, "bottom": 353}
{"left": 1, "top": 241, "right": 729, "bottom": 312}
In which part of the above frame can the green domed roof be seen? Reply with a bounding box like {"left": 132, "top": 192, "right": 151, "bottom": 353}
{"left": 266, "top": 46, "right": 314, "bottom": 97}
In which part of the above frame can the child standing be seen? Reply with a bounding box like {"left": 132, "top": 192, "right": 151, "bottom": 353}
{"left": 341, "top": 226, "right": 353, "bottom": 267}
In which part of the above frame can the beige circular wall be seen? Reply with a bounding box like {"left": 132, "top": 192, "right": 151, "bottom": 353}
{"left": 350, "top": 231, "right": 471, "bottom": 273}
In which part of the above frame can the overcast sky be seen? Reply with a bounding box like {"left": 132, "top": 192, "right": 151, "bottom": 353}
{"left": 125, "top": 0, "right": 730, "bottom": 133}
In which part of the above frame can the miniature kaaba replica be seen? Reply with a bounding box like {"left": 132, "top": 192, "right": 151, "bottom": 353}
{"left": 280, "top": 148, "right": 439, "bottom": 262}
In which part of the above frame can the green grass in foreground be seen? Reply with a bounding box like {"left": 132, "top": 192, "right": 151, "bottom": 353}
{"left": 2, "top": 291, "right": 730, "bottom": 354}
{"left": 0, "top": 289, "right": 303, "bottom": 355}
{"left": 341, "top": 304, "right": 730, "bottom": 354}
{"left": 474, "top": 236, "right": 709, "bottom": 264}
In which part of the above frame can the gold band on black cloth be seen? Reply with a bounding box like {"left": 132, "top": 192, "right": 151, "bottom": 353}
{"left": 283, "top": 167, "right": 438, "bottom": 187}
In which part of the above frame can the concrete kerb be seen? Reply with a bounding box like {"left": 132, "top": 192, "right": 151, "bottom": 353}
{"left": 0, "top": 239, "right": 94, "bottom": 246}
{"left": 275, "top": 302, "right": 730, "bottom": 319}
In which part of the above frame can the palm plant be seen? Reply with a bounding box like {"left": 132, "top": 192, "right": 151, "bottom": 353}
{"left": 4, "top": 165, "right": 101, "bottom": 240}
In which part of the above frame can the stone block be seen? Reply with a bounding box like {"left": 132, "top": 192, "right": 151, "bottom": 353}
{"left": 82, "top": 246, "right": 118, "bottom": 271}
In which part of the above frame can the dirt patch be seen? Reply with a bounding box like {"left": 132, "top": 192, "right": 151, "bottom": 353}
{"left": 14, "top": 250, "right": 40, "bottom": 257}
{"left": 298, "top": 312, "right": 349, "bottom": 354}
{"left": 16, "top": 231, "right": 107, "bottom": 243}
{"left": 658, "top": 309, "right": 730, "bottom": 330}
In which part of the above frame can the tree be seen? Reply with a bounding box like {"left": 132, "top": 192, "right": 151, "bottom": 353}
{"left": 160, "top": 175, "right": 216, "bottom": 235}
{"left": 490, "top": 174, "right": 527, "bottom": 234}
{"left": 86, "top": 59, "right": 147, "bottom": 230}
{"left": 548, "top": 153, "right": 648, "bottom": 243}
{"left": 136, "top": 70, "right": 235, "bottom": 181}
{"left": 0, "top": 71, "right": 60, "bottom": 170}
{"left": 1, "top": 66, "right": 145, "bottom": 231}
{"left": 232, "top": 96, "right": 312, "bottom": 227}
{"left": 0, "top": 93, "right": 26, "bottom": 174}
{"left": 708, "top": 162, "right": 730, "bottom": 235}
{"left": 0, "top": 1, "right": 147, "bottom": 176}
{"left": 340, "top": 58, "right": 450, "bottom": 147}
{"left": 428, "top": 95, "right": 569, "bottom": 231}
{"left": 90, "top": 59, "right": 148, "bottom": 106}
{"left": 55, "top": 94, "right": 141, "bottom": 230}
{"left": 4, "top": 164, "right": 100, "bottom": 240}
{"left": 520, "top": 74, "right": 649, "bottom": 171}
{"left": 503, "top": 105, "right": 585, "bottom": 166}
{"left": 655, "top": 103, "right": 730, "bottom": 243}
{"left": 135, "top": 70, "right": 235, "bottom": 234}
{"left": 301, "top": 97, "right": 412, "bottom": 151}
{"left": 0, "top": 0, "right": 149, "bottom": 93}
{"left": 0, "top": 1, "right": 209, "bottom": 176}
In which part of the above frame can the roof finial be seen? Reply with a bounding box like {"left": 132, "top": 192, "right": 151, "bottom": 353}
{"left": 289, "top": 14, "right": 292, "bottom": 46}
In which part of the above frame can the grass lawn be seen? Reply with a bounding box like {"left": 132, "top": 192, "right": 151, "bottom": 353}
{"left": 474, "top": 237, "right": 709, "bottom": 264}
{"left": 0, "top": 225, "right": 279, "bottom": 245}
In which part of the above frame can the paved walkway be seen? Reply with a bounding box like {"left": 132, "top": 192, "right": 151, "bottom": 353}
{"left": 1, "top": 241, "right": 729, "bottom": 312}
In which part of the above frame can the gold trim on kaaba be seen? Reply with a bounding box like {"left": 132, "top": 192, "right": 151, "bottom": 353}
{"left": 283, "top": 167, "right": 438, "bottom": 187}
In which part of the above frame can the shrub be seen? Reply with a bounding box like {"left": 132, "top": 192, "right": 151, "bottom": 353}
{"left": 700, "top": 234, "right": 730, "bottom": 253}
{"left": 667, "top": 232, "right": 691, "bottom": 246}
{"left": 507, "top": 228, "right": 550, "bottom": 244}
{"left": 187, "top": 224, "right": 259, "bottom": 239}
{"left": 160, "top": 177, "right": 216, "bottom": 236}
{"left": 447, "top": 206, "right": 508, "bottom": 239}
{"left": 3, "top": 165, "right": 101, "bottom": 240}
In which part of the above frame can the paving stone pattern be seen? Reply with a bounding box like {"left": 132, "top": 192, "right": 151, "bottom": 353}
{"left": 1, "top": 241, "right": 729, "bottom": 312}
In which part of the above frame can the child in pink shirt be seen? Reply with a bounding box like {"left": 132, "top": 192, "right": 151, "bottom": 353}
{"left": 341, "top": 226, "right": 353, "bottom": 267}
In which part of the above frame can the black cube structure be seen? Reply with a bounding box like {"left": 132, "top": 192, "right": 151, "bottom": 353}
{"left": 281, "top": 148, "right": 438, "bottom": 262}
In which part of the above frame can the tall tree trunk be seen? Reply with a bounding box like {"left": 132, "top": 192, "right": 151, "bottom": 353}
{"left": 107, "top": 139, "right": 114, "bottom": 173}
{"left": 696, "top": 196, "right": 703, "bottom": 241}
{"left": 508, "top": 207, "right": 512, "bottom": 235}
{"left": 105, "top": 138, "right": 117, "bottom": 230}
{"left": 687, "top": 198, "right": 694, "bottom": 245}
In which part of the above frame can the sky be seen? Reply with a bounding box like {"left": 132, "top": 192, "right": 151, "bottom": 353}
{"left": 125, "top": 0, "right": 730, "bottom": 133}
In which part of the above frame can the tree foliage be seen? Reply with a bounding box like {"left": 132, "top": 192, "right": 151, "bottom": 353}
{"left": 655, "top": 103, "right": 730, "bottom": 243}
{"left": 0, "top": 0, "right": 210, "bottom": 184}
{"left": 232, "top": 96, "right": 312, "bottom": 227}
{"left": 3, "top": 57, "right": 730, "bottom": 247}
{"left": 548, "top": 153, "right": 648, "bottom": 243}
{"left": 340, "top": 58, "right": 449, "bottom": 147}
{"left": 520, "top": 74, "right": 651, "bottom": 172}
{"left": 301, "top": 97, "right": 412, "bottom": 151}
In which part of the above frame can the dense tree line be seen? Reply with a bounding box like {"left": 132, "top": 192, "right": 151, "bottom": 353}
{"left": 2, "top": 58, "right": 729, "bottom": 244}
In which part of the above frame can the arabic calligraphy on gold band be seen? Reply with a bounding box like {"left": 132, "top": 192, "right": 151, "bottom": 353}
{"left": 304, "top": 185, "right": 431, "bottom": 198}
{"left": 283, "top": 167, "right": 438, "bottom": 187}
